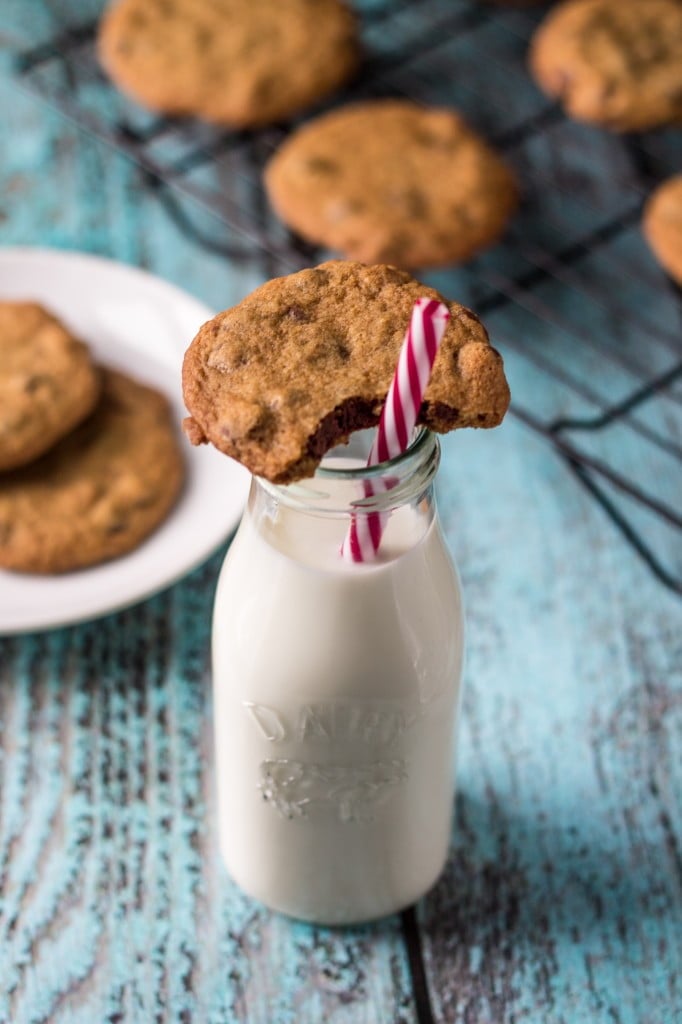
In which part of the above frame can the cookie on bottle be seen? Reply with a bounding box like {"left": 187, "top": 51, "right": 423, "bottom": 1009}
{"left": 182, "top": 261, "right": 511, "bottom": 483}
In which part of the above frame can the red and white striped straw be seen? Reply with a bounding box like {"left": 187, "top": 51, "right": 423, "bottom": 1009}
{"left": 341, "top": 297, "right": 450, "bottom": 563}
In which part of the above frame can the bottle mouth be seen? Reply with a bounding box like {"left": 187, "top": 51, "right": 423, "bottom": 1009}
{"left": 315, "top": 426, "right": 433, "bottom": 480}
{"left": 257, "top": 428, "right": 440, "bottom": 515}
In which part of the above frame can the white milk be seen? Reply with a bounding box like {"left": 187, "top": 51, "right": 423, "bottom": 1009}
{"left": 213, "top": 449, "right": 464, "bottom": 924}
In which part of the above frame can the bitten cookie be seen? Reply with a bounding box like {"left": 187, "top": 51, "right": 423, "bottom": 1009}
{"left": 264, "top": 101, "right": 518, "bottom": 268}
{"left": 529, "top": 0, "right": 682, "bottom": 132}
{"left": 0, "top": 302, "right": 101, "bottom": 472}
{"left": 0, "top": 369, "right": 184, "bottom": 574}
{"left": 643, "top": 176, "right": 682, "bottom": 285}
{"left": 182, "top": 261, "right": 510, "bottom": 483}
{"left": 98, "top": 0, "right": 359, "bottom": 127}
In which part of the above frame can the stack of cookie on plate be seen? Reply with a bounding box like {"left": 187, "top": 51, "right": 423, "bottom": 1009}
{"left": 0, "top": 303, "right": 184, "bottom": 574}
{"left": 96, "top": 0, "right": 682, "bottom": 279}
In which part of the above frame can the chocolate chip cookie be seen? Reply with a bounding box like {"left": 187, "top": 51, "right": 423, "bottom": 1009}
{"left": 264, "top": 101, "right": 518, "bottom": 268}
{"left": 0, "top": 302, "right": 101, "bottom": 473}
{"left": 0, "top": 368, "right": 184, "bottom": 574}
{"left": 182, "top": 261, "right": 510, "bottom": 483}
{"left": 643, "top": 175, "right": 682, "bottom": 285}
{"left": 98, "top": 0, "right": 359, "bottom": 127}
{"left": 529, "top": 0, "right": 682, "bottom": 131}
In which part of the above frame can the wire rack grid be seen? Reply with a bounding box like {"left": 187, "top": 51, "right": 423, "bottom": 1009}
{"left": 14, "top": 0, "right": 682, "bottom": 595}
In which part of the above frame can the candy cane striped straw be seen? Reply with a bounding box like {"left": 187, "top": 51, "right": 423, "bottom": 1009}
{"left": 341, "top": 297, "right": 450, "bottom": 563}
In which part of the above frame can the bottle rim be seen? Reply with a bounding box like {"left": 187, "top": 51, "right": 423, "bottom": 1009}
{"left": 315, "top": 426, "right": 433, "bottom": 480}
{"left": 256, "top": 429, "right": 440, "bottom": 515}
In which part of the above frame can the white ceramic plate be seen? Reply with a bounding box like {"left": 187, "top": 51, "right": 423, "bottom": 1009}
{"left": 0, "top": 248, "right": 250, "bottom": 634}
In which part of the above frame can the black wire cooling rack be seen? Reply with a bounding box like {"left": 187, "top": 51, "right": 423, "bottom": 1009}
{"left": 14, "top": 0, "right": 682, "bottom": 595}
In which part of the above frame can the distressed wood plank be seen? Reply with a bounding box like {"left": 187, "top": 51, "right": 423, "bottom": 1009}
{"left": 0, "top": 567, "right": 416, "bottom": 1024}
{"left": 0, "top": 27, "right": 417, "bottom": 1022}
{"left": 1, "top": 0, "right": 681, "bottom": 1021}
{"left": 424, "top": 417, "right": 682, "bottom": 1024}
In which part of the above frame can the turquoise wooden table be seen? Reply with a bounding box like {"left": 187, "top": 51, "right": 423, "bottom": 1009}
{"left": 1, "top": 3, "right": 681, "bottom": 1022}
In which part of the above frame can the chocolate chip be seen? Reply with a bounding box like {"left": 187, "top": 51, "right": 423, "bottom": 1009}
{"left": 23, "top": 374, "right": 48, "bottom": 394}
{"left": 247, "top": 405, "right": 278, "bottom": 444}
{"left": 287, "top": 388, "right": 308, "bottom": 405}
{"left": 376, "top": 233, "right": 411, "bottom": 262}
{"left": 378, "top": 266, "right": 412, "bottom": 286}
{"left": 132, "top": 493, "right": 156, "bottom": 509}
{"left": 309, "top": 268, "right": 330, "bottom": 285}
{"left": 413, "top": 128, "right": 458, "bottom": 150}
{"left": 305, "top": 156, "right": 339, "bottom": 175}
{"left": 285, "top": 305, "right": 310, "bottom": 323}
{"left": 310, "top": 333, "right": 348, "bottom": 364}
{"left": 231, "top": 350, "right": 249, "bottom": 370}
{"left": 195, "top": 25, "right": 211, "bottom": 49}
{"left": 254, "top": 75, "right": 278, "bottom": 102}
{"left": 423, "top": 401, "right": 460, "bottom": 428}
{"left": 599, "top": 79, "right": 618, "bottom": 100}
{"left": 392, "top": 187, "right": 427, "bottom": 218}
{"left": 451, "top": 205, "right": 473, "bottom": 227}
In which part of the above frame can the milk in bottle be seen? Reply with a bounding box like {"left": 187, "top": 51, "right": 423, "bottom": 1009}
{"left": 212, "top": 430, "right": 464, "bottom": 924}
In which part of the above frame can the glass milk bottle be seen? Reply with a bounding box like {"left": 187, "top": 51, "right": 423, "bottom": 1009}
{"left": 212, "top": 429, "right": 464, "bottom": 925}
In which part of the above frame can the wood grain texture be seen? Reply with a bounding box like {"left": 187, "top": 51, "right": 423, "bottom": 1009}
{"left": 426, "top": 423, "right": 682, "bottom": 1024}
{"left": 1, "top": 0, "right": 681, "bottom": 1021}
{"left": 0, "top": 566, "right": 416, "bottom": 1024}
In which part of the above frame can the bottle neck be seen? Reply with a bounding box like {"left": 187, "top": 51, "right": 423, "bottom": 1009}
{"left": 254, "top": 429, "right": 441, "bottom": 518}
{"left": 243, "top": 431, "right": 440, "bottom": 569}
